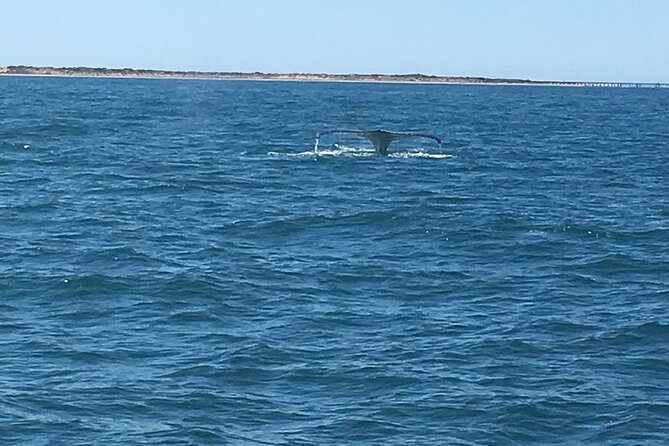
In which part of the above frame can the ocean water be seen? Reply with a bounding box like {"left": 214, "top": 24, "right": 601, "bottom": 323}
{"left": 1, "top": 76, "right": 668, "bottom": 445}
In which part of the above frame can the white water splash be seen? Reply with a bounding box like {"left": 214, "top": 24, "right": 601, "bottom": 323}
{"left": 388, "top": 151, "right": 453, "bottom": 159}
{"left": 271, "top": 144, "right": 453, "bottom": 159}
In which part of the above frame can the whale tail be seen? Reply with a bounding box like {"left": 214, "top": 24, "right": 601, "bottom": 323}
{"left": 315, "top": 129, "right": 442, "bottom": 155}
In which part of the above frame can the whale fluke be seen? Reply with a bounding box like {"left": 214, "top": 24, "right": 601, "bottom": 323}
{"left": 315, "top": 129, "right": 442, "bottom": 155}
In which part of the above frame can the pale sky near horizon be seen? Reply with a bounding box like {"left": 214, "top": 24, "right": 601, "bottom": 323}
{"left": 1, "top": 0, "right": 668, "bottom": 82}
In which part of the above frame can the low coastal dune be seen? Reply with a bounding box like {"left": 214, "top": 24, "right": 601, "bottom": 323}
{"left": 0, "top": 64, "right": 603, "bottom": 86}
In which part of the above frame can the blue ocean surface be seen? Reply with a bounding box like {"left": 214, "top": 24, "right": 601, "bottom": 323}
{"left": 1, "top": 76, "right": 668, "bottom": 445}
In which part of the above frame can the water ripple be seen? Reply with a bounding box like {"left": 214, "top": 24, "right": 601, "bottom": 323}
{"left": 0, "top": 77, "right": 667, "bottom": 445}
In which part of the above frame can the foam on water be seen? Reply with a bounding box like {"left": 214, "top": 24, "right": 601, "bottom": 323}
{"left": 387, "top": 150, "right": 453, "bottom": 159}
{"left": 270, "top": 144, "right": 453, "bottom": 159}
{"left": 0, "top": 141, "right": 31, "bottom": 150}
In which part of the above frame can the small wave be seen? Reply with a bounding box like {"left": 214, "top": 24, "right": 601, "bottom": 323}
{"left": 571, "top": 253, "right": 660, "bottom": 274}
{"left": 0, "top": 141, "right": 31, "bottom": 150}
{"left": 551, "top": 220, "right": 612, "bottom": 240}
{"left": 75, "top": 246, "right": 157, "bottom": 265}
{"left": 57, "top": 273, "right": 131, "bottom": 296}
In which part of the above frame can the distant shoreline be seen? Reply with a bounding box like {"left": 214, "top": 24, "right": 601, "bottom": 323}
{"left": 0, "top": 65, "right": 555, "bottom": 85}
{"left": 1, "top": 65, "right": 667, "bottom": 88}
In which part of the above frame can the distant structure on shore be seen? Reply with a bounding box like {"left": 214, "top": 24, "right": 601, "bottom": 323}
{"left": 1, "top": 65, "right": 667, "bottom": 88}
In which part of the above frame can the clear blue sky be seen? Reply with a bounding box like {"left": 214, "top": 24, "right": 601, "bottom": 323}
{"left": 2, "top": 0, "right": 668, "bottom": 82}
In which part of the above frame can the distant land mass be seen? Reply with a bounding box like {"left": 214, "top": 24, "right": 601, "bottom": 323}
{"left": 1, "top": 65, "right": 667, "bottom": 88}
